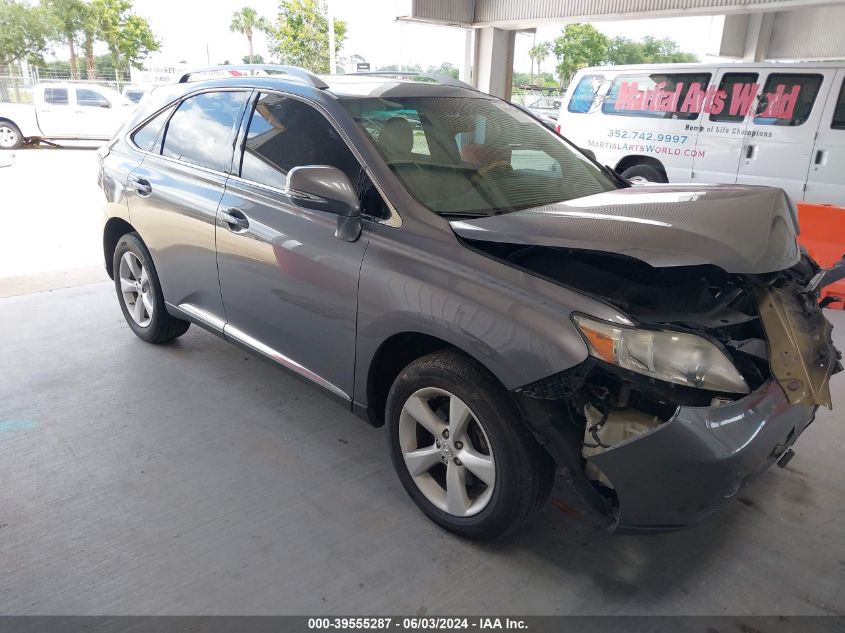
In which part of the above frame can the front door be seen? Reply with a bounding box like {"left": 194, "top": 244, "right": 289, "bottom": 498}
{"left": 216, "top": 92, "right": 369, "bottom": 400}
{"left": 127, "top": 89, "right": 251, "bottom": 324}
{"left": 734, "top": 69, "right": 835, "bottom": 202}
{"left": 805, "top": 70, "right": 845, "bottom": 207}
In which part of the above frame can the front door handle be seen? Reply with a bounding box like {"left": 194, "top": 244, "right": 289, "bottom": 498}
{"left": 127, "top": 176, "right": 152, "bottom": 197}
{"left": 745, "top": 144, "right": 756, "bottom": 160}
{"left": 219, "top": 208, "right": 249, "bottom": 231}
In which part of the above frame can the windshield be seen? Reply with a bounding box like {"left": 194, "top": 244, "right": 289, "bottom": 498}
{"left": 341, "top": 95, "right": 618, "bottom": 217}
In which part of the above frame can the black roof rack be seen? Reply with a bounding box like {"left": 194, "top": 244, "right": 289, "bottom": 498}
{"left": 177, "top": 64, "right": 329, "bottom": 89}
{"left": 349, "top": 71, "right": 473, "bottom": 90}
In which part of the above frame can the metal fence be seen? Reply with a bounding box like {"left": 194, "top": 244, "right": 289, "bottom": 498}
{"left": 0, "top": 69, "right": 126, "bottom": 104}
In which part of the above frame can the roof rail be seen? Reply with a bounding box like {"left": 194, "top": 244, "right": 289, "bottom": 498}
{"left": 350, "top": 71, "right": 473, "bottom": 90}
{"left": 177, "top": 64, "right": 329, "bottom": 89}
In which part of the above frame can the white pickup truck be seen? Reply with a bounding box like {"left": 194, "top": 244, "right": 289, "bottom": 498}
{"left": 0, "top": 82, "right": 134, "bottom": 149}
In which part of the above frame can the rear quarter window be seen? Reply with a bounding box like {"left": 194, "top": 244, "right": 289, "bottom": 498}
{"left": 131, "top": 106, "right": 175, "bottom": 153}
{"left": 567, "top": 75, "right": 603, "bottom": 113}
{"left": 43, "top": 87, "right": 68, "bottom": 105}
{"left": 833, "top": 80, "right": 845, "bottom": 130}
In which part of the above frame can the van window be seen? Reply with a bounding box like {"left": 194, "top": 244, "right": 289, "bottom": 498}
{"left": 602, "top": 73, "right": 711, "bottom": 120}
{"left": 132, "top": 106, "right": 175, "bottom": 153}
{"left": 833, "top": 80, "right": 845, "bottom": 130}
{"left": 753, "top": 74, "right": 823, "bottom": 127}
{"left": 709, "top": 73, "right": 759, "bottom": 123}
{"left": 567, "top": 74, "right": 603, "bottom": 113}
{"left": 161, "top": 91, "right": 249, "bottom": 172}
{"left": 44, "top": 87, "right": 68, "bottom": 105}
{"left": 240, "top": 93, "right": 361, "bottom": 189}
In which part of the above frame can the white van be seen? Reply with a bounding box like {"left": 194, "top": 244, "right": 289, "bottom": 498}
{"left": 557, "top": 62, "right": 845, "bottom": 206}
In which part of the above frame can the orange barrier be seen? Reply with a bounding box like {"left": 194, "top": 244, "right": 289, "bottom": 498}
{"left": 797, "top": 202, "right": 845, "bottom": 310}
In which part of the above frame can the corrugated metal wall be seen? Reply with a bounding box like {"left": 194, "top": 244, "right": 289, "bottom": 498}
{"left": 410, "top": 0, "right": 475, "bottom": 24}
{"left": 409, "top": 0, "right": 840, "bottom": 25}
{"left": 768, "top": 6, "right": 845, "bottom": 59}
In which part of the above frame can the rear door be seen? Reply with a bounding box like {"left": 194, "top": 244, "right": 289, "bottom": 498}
{"left": 127, "top": 89, "right": 251, "bottom": 324}
{"left": 805, "top": 70, "right": 845, "bottom": 206}
{"left": 691, "top": 69, "right": 761, "bottom": 186}
{"left": 36, "top": 86, "right": 76, "bottom": 137}
{"left": 216, "top": 92, "right": 370, "bottom": 400}
{"left": 735, "top": 69, "right": 835, "bottom": 202}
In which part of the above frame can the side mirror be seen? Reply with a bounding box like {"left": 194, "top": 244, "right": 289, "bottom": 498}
{"left": 581, "top": 148, "right": 596, "bottom": 161}
{"left": 287, "top": 165, "right": 362, "bottom": 241}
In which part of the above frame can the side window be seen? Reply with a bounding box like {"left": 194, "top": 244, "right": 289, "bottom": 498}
{"left": 161, "top": 91, "right": 249, "bottom": 172}
{"left": 567, "top": 74, "right": 603, "bottom": 113}
{"left": 753, "top": 73, "right": 823, "bottom": 127}
{"left": 43, "top": 87, "right": 68, "bottom": 105}
{"left": 709, "top": 72, "right": 759, "bottom": 123}
{"left": 240, "top": 93, "right": 361, "bottom": 189}
{"left": 602, "top": 73, "right": 711, "bottom": 120}
{"left": 76, "top": 88, "right": 110, "bottom": 108}
{"left": 131, "top": 106, "right": 175, "bottom": 153}
{"left": 832, "top": 80, "right": 845, "bottom": 130}
{"left": 510, "top": 149, "right": 560, "bottom": 173}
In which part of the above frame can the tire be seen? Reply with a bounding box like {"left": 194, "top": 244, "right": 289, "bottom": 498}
{"left": 113, "top": 232, "right": 190, "bottom": 343}
{"left": 0, "top": 120, "right": 22, "bottom": 150}
{"left": 386, "top": 350, "right": 554, "bottom": 539}
{"left": 620, "top": 163, "right": 668, "bottom": 183}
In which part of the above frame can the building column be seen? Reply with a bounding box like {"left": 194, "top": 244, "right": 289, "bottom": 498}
{"left": 472, "top": 27, "right": 515, "bottom": 100}
{"left": 708, "top": 11, "right": 775, "bottom": 61}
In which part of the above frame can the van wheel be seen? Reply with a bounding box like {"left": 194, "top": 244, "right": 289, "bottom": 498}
{"left": 621, "top": 164, "right": 667, "bottom": 183}
{"left": 113, "top": 232, "right": 190, "bottom": 343}
{"left": 386, "top": 350, "right": 554, "bottom": 539}
{"left": 0, "top": 121, "right": 22, "bottom": 150}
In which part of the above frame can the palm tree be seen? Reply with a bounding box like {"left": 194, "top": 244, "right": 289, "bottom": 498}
{"left": 528, "top": 41, "right": 551, "bottom": 84}
{"left": 230, "top": 7, "right": 263, "bottom": 65}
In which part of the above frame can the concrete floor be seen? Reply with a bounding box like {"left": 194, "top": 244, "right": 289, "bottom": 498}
{"left": 1, "top": 280, "right": 844, "bottom": 616}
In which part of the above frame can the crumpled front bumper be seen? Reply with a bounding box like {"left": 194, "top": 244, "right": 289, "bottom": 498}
{"left": 589, "top": 380, "right": 817, "bottom": 533}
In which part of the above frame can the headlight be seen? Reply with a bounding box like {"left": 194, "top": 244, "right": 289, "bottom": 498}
{"left": 573, "top": 315, "right": 750, "bottom": 394}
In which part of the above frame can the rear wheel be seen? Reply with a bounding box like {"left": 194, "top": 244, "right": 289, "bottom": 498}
{"left": 113, "top": 232, "right": 189, "bottom": 343}
{"left": 0, "top": 121, "right": 22, "bottom": 150}
{"left": 620, "top": 163, "right": 667, "bottom": 183}
{"left": 386, "top": 350, "right": 554, "bottom": 539}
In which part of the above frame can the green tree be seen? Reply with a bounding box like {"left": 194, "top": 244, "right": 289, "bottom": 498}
{"left": 527, "top": 40, "right": 551, "bottom": 83}
{"left": 243, "top": 53, "right": 264, "bottom": 64}
{"left": 605, "top": 34, "right": 698, "bottom": 65}
{"left": 552, "top": 23, "right": 609, "bottom": 87}
{"left": 0, "top": 0, "right": 51, "bottom": 67}
{"left": 44, "top": 0, "right": 87, "bottom": 79}
{"left": 606, "top": 36, "right": 646, "bottom": 65}
{"left": 91, "top": 0, "right": 159, "bottom": 79}
{"left": 230, "top": 7, "right": 265, "bottom": 65}
{"left": 261, "top": 0, "right": 346, "bottom": 73}
{"left": 426, "top": 61, "right": 458, "bottom": 79}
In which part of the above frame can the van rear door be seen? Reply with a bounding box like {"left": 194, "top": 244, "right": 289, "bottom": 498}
{"left": 805, "top": 69, "right": 845, "bottom": 207}
{"left": 735, "top": 68, "right": 835, "bottom": 202}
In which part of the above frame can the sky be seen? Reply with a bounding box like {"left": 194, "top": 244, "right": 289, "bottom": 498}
{"left": 129, "top": 0, "right": 721, "bottom": 73}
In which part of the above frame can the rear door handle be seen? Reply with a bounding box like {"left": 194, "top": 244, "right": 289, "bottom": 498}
{"left": 219, "top": 208, "right": 249, "bottom": 231}
{"left": 814, "top": 149, "right": 827, "bottom": 166}
{"left": 127, "top": 176, "right": 152, "bottom": 197}
{"left": 745, "top": 144, "right": 756, "bottom": 160}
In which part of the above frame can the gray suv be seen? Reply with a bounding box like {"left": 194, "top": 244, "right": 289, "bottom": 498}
{"left": 99, "top": 65, "right": 841, "bottom": 538}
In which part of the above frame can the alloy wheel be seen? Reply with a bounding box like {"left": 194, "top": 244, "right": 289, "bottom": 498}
{"left": 118, "top": 251, "right": 154, "bottom": 327}
{"left": 0, "top": 125, "right": 17, "bottom": 149}
{"left": 398, "top": 387, "right": 496, "bottom": 517}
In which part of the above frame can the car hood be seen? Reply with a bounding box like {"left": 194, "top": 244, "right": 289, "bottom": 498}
{"left": 450, "top": 184, "right": 801, "bottom": 274}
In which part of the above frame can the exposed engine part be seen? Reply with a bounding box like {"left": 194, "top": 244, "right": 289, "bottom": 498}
{"left": 581, "top": 402, "right": 662, "bottom": 488}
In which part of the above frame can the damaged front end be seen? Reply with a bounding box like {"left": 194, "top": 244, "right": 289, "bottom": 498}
{"left": 495, "top": 244, "right": 841, "bottom": 532}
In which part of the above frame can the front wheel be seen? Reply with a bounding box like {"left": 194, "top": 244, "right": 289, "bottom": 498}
{"left": 113, "top": 232, "right": 190, "bottom": 343}
{"left": 386, "top": 350, "right": 554, "bottom": 539}
{"left": 620, "top": 163, "right": 667, "bottom": 183}
{"left": 0, "top": 121, "right": 22, "bottom": 150}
